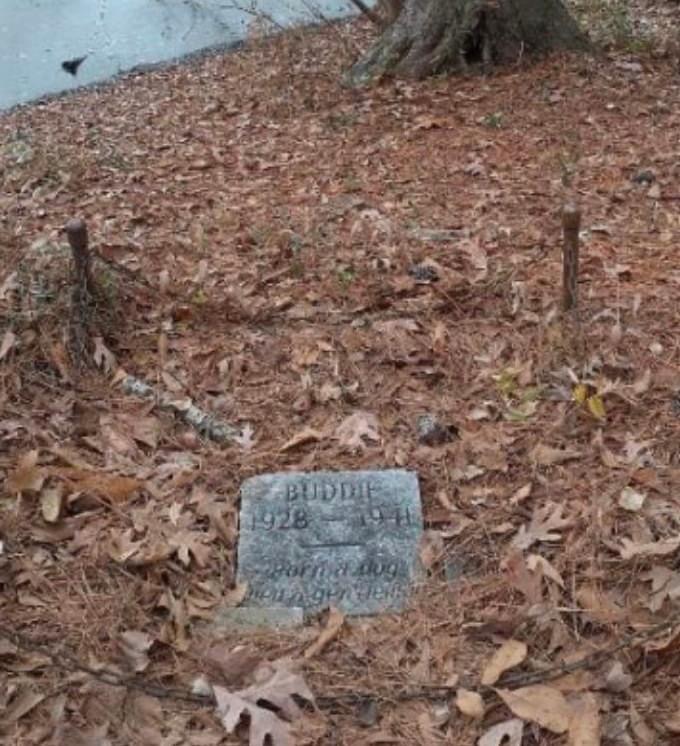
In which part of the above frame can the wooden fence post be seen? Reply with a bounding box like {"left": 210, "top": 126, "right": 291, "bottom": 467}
{"left": 561, "top": 203, "right": 581, "bottom": 313}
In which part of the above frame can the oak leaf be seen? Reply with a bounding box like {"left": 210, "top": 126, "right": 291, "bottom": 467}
{"left": 496, "top": 685, "right": 571, "bottom": 734}
{"left": 478, "top": 719, "right": 523, "bottom": 746}
{"left": 334, "top": 411, "right": 380, "bottom": 450}
{"left": 512, "top": 502, "right": 571, "bottom": 550}
{"left": 481, "top": 640, "right": 528, "bottom": 686}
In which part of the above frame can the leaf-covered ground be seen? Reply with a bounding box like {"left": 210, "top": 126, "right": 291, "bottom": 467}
{"left": 1, "top": 6, "right": 680, "bottom": 745}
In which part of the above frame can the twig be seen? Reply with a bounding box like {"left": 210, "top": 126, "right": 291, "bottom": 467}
{"left": 3, "top": 611, "right": 680, "bottom": 710}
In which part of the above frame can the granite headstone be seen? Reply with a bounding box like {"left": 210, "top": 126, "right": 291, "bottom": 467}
{"left": 236, "top": 470, "right": 423, "bottom": 616}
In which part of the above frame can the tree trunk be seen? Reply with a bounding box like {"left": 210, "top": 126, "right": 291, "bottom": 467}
{"left": 348, "top": 0, "right": 592, "bottom": 86}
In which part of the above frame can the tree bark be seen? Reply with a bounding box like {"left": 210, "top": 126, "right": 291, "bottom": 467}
{"left": 348, "top": 0, "right": 592, "bottom": 86}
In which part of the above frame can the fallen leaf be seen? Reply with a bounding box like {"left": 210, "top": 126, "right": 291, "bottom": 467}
{"left": 239, "top": 664, "right": 315, "bottom": 720}
{"left": 1, "top": 687, "right": 45, "bottom": 724}
{"left": 618, "top": 536, "right": 680, "bottom": 560}
{"left": 206, "top": 644, "right": 261, "bottom": 687}
{"left": 496, "top": 685, "right": 571, "bottom": 734}
{"left": 568, "top": 692, "right": 600, "bottom": 746}
{"left": 478, "top": 718, "right": 524, "bottom": 746}
{"left": 334, "top": 411, "right": 380, "bottom": 450}
{"left": 510, "top": 483, "right": 532, "bottom": 504}
{"left": 40, "top": 484, "right": 64, "bottom": 523}
{"left": 0, "top": 329, "right": 16, "bottom": 361}
{"left": 512, "top": 502, "right": 572, "bottom": 550}
{"left": 642, "top": 565, "right": 680, "bottom": 612}
{"left": 502, "top": 551, "right": 543, "bottom": 605}
{"left": 632, "top": 368, "right": 651, "bottom": 395}
{"left": 223, "top": 582, "right": 249, "bottom": 608}
{"left": 280, "top": 427, "right": 323, "bottom": 453}
{"left": 7, "top": 450, "right": 45, "bottom": 494}
{"left": 456, "top": 688, "right": 484, "bottom": 719}
{"left": 93, "top": 336, "right": 117, "bottom": 373}
{"left": 576, "top": 585, "right": 626, "bottom": 625}
{"left": 215, "top": 688, "right": 292, "bottom": 746}
{"left": 530, "top": 443, "right": 581, "bottom": 466}
{"left": 419, "top": 530, "right": 445, "bottom": 570}
{"left": 304, "top": 607, "right": 345, "bottom": 660}
{"left": 526, "top": 554, "right": 565, "bottom": 588}
{"left": 618, "top": 486, "right": 646, "bottom": 512}
{"left": 586, "top": 394, "right": 606, "bottom": 420}
{"left": 119, "top": 630, "right": 154, "bottom": 673}
{"left": 629, "top": 704, "right": 655, "bottom": 745}
{"left": 481, "top": 640, "right": 528, "bottom": 686}
{"left": 214, "top": 662, "right": 314, "bottom": 745}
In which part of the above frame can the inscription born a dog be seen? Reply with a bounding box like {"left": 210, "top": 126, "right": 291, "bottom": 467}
{"left": 237, "top": 470, "right": 423, "bottom": 615}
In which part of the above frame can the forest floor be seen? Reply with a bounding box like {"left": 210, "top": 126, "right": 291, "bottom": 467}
{"left": 1, "top": 3, "right": 680, "bottom": 744}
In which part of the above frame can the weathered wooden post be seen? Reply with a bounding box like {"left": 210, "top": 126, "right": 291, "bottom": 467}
{"left": 65, "top": 218, "right": 94, "bottom": 366}
{"left": 561, "top": 203, "right": 581, "bottom": 313}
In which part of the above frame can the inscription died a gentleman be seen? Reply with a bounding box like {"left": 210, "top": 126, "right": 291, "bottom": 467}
{"left": 237, "top": 470, "right": 423, "bottom": 616}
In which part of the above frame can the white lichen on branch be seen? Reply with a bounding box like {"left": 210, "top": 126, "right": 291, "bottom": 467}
{"left": 120, "top": 374, "right": 250, "bottom": 445}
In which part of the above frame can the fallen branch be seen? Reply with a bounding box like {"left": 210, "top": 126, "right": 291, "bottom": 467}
{"left": 347, "top": 0, "right": 384, "bottom": 27}
{"left": 3, "top": 611, "right": 679, "bottom": 711}
{"left": 120, "top": 374, "right": 250, "bottom": 445}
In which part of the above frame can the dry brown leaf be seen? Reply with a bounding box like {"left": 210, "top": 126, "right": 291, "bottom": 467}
{"left": 478, "top": 718, "right": 524, "bottom": 746}
{"left": 575, "top": 585, "right": 626, "bottom": 625}
{"left": 334, "top": 411, "right": 380, "bottom": 450}
{"left": 629, "top": 704, "right": 655, "bottom": 745}
{"left": 7, "top": 450, "right": 45, "bottom": 494}
{"left": 1, "top": 687, "right": 45, "bottom": 724}
{"left": 40, "top": 484, "right": 64, "bottom": 523}
{"left": 618, "top": 536, "right": 680, "bottom": 560}
{"left": 419, "top": 530, "right": 445, "bottom": 570}
{"left": 642, "top": 565, "right": 680, "bottom": 612}
{"left": 280, "top": 427, "right": 323, "bottom": 453}
{"left": 526, "top": 554, "right": 565, "bottom": 588}
{"left": 215, "top": 688, "right": 292, "bottom": 746}
{"left": 119, "top": 630, "right": 155, "bottom": 673}
{"left": 618, "top": 486, "right": 645, "bottom": 512}
{"left": 0, "top": 329, "right": 16, "bottom": 361}
{"left": 496, "top": 685, "right": 571, "bottom": 734}
{"left": 223, "top": 582, "right": 249, "bottom": 608}
{"left": 502, "top": 551, "right": 543, "bottom": 605}
{"left": 238, "top": 664, "right": 314, "bottom": 720}
{"left": 304, "top": 607, "right": 345, "bottom": 660}
{"left": 568, "top": 692, "right": 600, "bottom": 746}
{"left": 206, "top": 644, "right": 261, "bottom": 687}
{"left": 512, "top": 502, "right": 571, "bottom": 550}
{"left": 214, "top": 663, "right": 314, "bottom": 745}
{"left": 93, "top": 336, "right": 117, "bottom": 373}
{"left": 481, "top": 640, "right": 528, "bottom": 686}
{"left": 530, "top": 443, "right": 581, "bottom": 466}
{"left": 455, "top": 688, "right": 484, "bottom": 719}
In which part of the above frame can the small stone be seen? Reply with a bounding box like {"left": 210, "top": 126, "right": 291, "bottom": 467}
{"left": 416, "top": 414, "right": 457, "bottom": 445}
{"left": 409, "top": 263, "right": 439, "bottom": 283}
{"left": 631, "top": 169, "right": 655, "bottom": 185}
{"left": 357, "top": 699, "right": 379, "bottom": 727}
{"left": 671, "top": 392, "right": 680, "bottom": 416}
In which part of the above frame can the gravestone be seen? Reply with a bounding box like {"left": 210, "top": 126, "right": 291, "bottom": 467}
{"left": 236, "top": 469, "right": 422, "bottom": 617}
